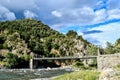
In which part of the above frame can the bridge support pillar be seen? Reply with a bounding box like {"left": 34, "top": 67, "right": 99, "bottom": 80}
{"left": 97, "top": 47, "right": 101, "bottom": 71}
{"left": 30, "top": 58, "right": 33, "bottom": 69}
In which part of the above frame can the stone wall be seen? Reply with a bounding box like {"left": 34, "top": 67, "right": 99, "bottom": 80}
{"left": 97, "top": 53, "right": 120, "bottom": 71}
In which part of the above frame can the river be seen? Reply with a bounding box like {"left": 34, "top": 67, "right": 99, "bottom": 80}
{"left": 0, "top": 67, "right": 73, "bottom": 80}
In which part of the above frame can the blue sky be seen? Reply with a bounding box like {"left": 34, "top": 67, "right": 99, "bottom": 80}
{"left": 0, "top": 0, "right": 120, "bottom": 47}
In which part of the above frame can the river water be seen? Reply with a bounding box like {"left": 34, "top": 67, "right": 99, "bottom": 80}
{"left": 0, "top": 67, "right": 73, "bottom": 80}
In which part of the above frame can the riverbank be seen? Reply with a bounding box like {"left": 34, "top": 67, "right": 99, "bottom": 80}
{"left": 50, "top": 65, "right": 120, "bottom": 80}
{"left": 51, "top": 70, "right": 99, "bottom": 80}
{"left": 0, "top": 66, "right": 74, "bottom": 80}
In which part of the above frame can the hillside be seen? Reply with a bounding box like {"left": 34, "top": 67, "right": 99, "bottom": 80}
{"left": 0, "top": 19, "right": 92, "bottom": 68}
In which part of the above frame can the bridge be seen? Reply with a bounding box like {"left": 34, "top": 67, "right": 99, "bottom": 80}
{"left": 29, "top": 48, "right": 100, "bottom": 69}
{"left": 33, "top": 56, "right": 97, "bottom": 60}
{"left": 30, "top": 56, "right": 98, "bottom": 69}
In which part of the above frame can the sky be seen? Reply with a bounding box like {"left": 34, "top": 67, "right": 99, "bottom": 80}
{"left": 0, "top": 0, "right": 120, "bottom": 47}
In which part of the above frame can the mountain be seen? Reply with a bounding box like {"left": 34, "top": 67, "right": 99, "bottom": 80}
{"left": 0, "top": 19, "right": 92, "bottom": 68}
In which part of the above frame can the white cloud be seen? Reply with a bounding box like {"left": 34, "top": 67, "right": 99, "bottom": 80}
{"left": 51, "top": 6, "right": 95, "bottom": 26}
{"left": 1, "top": 0, "right": 119, "bottom": 26}
{"left": 51, "top": 11, "right": 62, "bottom": 17}
{"left": 108, "top": 9, "right": 120, "bottom": 19}
{"left": 0, "top": 5, "right": 16, "bottom": 20}
{"left": 73, "top": 7, "right": 95, "bottom": 23}
{"left": 83, "top": 22, "right": 120, "bottom": 47}
{"left": 94, "top": 9, "right": 107, "bottom": 22}
{"left": 4, "top": 12, "right": 16, "bottom": 20}
{"left": 24, "top": 10, "right": 37, "bottom": 18}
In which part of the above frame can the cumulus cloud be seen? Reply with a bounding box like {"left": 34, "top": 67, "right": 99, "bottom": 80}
{"left": 24, "top": 10, "right": 37, "bottom": 18}
{"left": 0, "top": 5, "right": 16, "bottom": 20}
{"left": 0, "top": 0, "right": 120, "bottom": 25}
{"left": 51, "top": 6, "right": 95, "bottom": 28}
{"left": 0, "top": 0, "right": 39, "bottom": 20}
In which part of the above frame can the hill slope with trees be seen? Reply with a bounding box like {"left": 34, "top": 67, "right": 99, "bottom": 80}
{"left": 0, "top": 19, "right": 97, "bottom": 68}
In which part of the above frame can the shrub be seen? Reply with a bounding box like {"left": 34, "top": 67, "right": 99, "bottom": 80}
{"left": 21, "top": 54, "right": 30, "bottom": 61}
{"left": 73, "top": 61, "right": 85, "bottom": 69}
{"left": 88, "top": 59, "right": 97, "bottom": 68}
{"left": 4, "top": 53, "right": 19, "bottom": 68}
{"left": 3, "top": 43, "right": 8, "bottom": 49}
{"left": 0, "top": 44, "right": 3, "bottom": 49}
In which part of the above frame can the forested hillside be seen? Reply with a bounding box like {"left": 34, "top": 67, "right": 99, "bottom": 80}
{"left": 0, "top": 19, "right": 120, "bottom": 68}
{"left": 0, "top": 19, "right": 92, "bottom": 68}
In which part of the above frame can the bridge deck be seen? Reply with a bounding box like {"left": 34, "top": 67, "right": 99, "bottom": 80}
{"left": 33, "top": 56, "right": 97, "bottom": 60}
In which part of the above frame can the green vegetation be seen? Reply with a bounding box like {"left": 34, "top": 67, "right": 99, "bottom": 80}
{"left": 4, "top": 53, "right": 19, "bottom": 68}
{"left": 113, "top": 65, "right": 120, "bottom": 79}
{"left": 72, "top": 59, "right": 97, "bottom": 70}
{"left": 88, "top": 59, "right": 97, "bottom": 68}
{"left": 73, "top": 61, "right": 87, "bottom": 69}
{"left": 66, "top": 30, "right": 77, "bottom": 38}
{"left": 103, "top": 41, "right": 120, "bottom": 54}
{"left": 53, "top": 60, "right": 98, "bottom": 80}
{"left": 0, "top": 19, "right": 90, "bottom": 68}
{"left": 52, "top": 70, "right": 99, "bottom": 80}
{"left": 86, "top": 45, "right": 98, "bottom": 55}
{"left": 114, "top": 64, "right": 120, "bottom": 71}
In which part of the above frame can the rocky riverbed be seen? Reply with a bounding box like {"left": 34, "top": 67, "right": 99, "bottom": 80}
{"left": 0, "top": 66, "right": 74, "bottom": 80}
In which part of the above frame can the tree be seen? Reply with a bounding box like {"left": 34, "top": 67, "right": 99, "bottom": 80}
{"left": 44, "top": 38, "right": 52, "bottom": 53}
{"left": 66, "top": 30, "right": 78, "bottom": 38}
{"left": 4, "top": 53, "right": 19, "bottom": 68}
{"left": 33, "top": 42, "right": 44, "bottom": 56}
{"left": 0, "top": 35, "right": 5, "bottom": 44}
{"left": 21, "top": 54, "right": 30, "bottom": 61}
{"left": 52, "top": 43, "right": 59, "bottom": 49}
{"left": 115, "top": 38, "right": 120, "bottom": 46}
{"left": 104, "top": 42, "right": 115, "bottom": 54}
{"left": 86, "top": 45, "right": 98, "bottom": 55}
